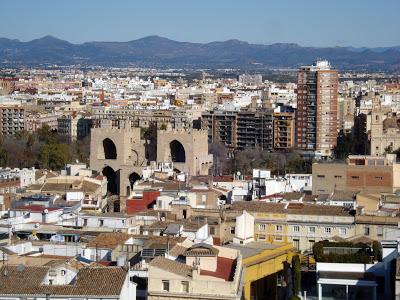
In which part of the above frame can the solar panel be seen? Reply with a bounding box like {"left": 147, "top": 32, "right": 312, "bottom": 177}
{"left": 141, "top": 248, "right": 166, "bottom": 258}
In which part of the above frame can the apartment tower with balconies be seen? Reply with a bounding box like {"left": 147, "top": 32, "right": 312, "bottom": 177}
{"left": 295, "top": 60, "right": 338, "bottom": 158}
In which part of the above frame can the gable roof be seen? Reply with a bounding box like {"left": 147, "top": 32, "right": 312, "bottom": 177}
{"left": 86, "top": 233, "right": 130, "bottom": 249}
{"left": 0, "top": 265, "right": 127, "bottom": 297}
{"left": 231, "top": 201, "right": 351, "bottom": 216}
{"left": 150, "top": 256, "right": 192, "bottom": 278}
{"left": 184, "top": 243, "right": 219, "bottom": 257}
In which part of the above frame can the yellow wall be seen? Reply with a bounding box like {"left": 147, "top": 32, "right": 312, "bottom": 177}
{"left": 241, "top": 243, "right": 294, "bottom": 300}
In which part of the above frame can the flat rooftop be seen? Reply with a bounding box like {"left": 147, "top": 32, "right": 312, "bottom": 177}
{"left": 225, "top": 241, "right": 279, "bottom": 258}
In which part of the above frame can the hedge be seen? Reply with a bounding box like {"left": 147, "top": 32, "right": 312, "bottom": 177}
{"left": 312, "top": 240, "right": 382, "bottom": 263}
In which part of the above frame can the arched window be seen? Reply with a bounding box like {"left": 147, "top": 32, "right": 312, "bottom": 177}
{"left": 103, "top": 138, "right": 117, "bottom": 159}
{"left": 102, "top": 166, "right": 118, "bottom": 195}
{"left": 129, "top": 172, "right": 141, "bottom": 189}
{"left": 170, "top": 140, "right": 186, "bottom": 162}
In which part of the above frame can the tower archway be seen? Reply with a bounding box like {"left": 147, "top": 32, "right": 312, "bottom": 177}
{"left": 102, "top": 166, "right": 118, "bottom": 195}
{"left": 170, "top": 140, "right": 186, "bottom": 162}
{"left": 129, "top": 172, "right": 141, "bottom": 189}
{"left": 103, "top": 138, "right": 117, "bottom": 159}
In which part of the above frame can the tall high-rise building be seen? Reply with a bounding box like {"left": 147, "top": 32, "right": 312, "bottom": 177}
{"left": 0, "top": 105, "right": 25, "bottom": 136}
{"left": 295, "top": 60, "right": 338, "bottom": 158}
{"left": 202, "top": 109, "right": 274, "bottom": 151}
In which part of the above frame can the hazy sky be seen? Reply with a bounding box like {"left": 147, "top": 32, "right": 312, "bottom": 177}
{"left": 1, "top": 0, "right": 399, "bottom": 47}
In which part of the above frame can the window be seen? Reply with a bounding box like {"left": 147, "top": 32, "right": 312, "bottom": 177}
{"left": 275, "top": 235, "right": 283, "bottom": 241}
{"left": 339, "top": 228, "right": 347, "bottom": 236}
{"left": 99, "top": 219, "right": 104, "bottom": 227}
{"left": 230, "top": 227, "right": 235, "bottom": 234}
{"left": 275, "top": 225, "right": 283, "bottom": 233}
{"left": 259, "top": 224, "right": 266, "bottom": 231}
{"left": 181, "top": 281, "right": 189, "bottom": 293}
{"left": 293, "top": 225, "right": 300, "bottom": 232}
{"left": 317, "top": 175, "right": 325, "bottom": 178}
{"left": 162, "top": 280, "right": 170, "bottom": 292}
{"left": 209, "top": 226, "right": 215, "bottom": 235}
{"left": 351, "top": 176, "right": 359, "bottom": 179}
{"left": 293, "top": 239, "right": 300, "bottom": 250}
{"left": 201, "top": 194, "right": 206, "bottom": 203}
{"left": 377, "top": 227, "right": 383, "bottom": 236}
{"left": 49, "top": 280, "right": 53, "bottom": 285}
{"left": 324, "top": 227, "right": 332, "bottom": 234}
{"left": 334, "top": 175, "right": 342, "bottom": 179}
{"left": 309, "top": 226, "right": 316, "bottom": 234}
{"left": 61, "top": 269, "right": 66, "bottom": 276}
{"left": 364, "top": 226, "right": 370, "bottom": 236}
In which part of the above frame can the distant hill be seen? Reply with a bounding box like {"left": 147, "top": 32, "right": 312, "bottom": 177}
{"left": 0, "top": 35, "right": 399, "bottom": 71}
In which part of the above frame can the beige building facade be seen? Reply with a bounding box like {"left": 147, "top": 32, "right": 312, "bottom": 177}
{"left": 312, "top": 155, "right": 400, "bottom": 195}
{"left": 370, "top": 110, "right": 400, "bottom": 156}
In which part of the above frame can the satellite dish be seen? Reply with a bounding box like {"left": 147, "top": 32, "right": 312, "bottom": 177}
{"left": 17, "top": 264, "right": 26, "bottom": 272}
{"left": 236, "top": 171, "right": 241, "bottom": 176}
{"left": 43, "top": 209, "right": 48, "bottom": 214}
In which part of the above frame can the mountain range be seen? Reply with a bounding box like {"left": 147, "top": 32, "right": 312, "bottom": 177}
{"left": 0, "top": 35, "right": 399, "bottom": 71}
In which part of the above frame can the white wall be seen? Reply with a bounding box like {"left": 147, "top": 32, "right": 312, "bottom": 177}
{"left": 235, "top": 211, "right": 254, "bottom": 240}
{"left": 66, "top": 191, "right": 84, "bottom": 202}
{"left": 78, "top": 215, "right": 127, "bottom": 229}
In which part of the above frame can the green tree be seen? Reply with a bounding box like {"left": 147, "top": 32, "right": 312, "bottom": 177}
{"left": 36, "top": 124, "right": 59, "bottom": 144}
{"left": 39, "top": 143, "right": 71, "bottom": 170}
{"left": 292, "top": 255, "right": 301, "bottom": 297}
{"left": 353, "top": 113, "right": 369, "bottom": 155}
{"left": 334, "top": 130, "right": 353, "bottom": 159}
{"left": 0, "top": 146, "right": 8, "bottom": 167}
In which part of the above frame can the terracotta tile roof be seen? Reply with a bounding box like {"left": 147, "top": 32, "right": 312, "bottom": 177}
{"left": 144, "top": 220, "right": 173, "bottom": 230}
{"left": 40, "top": 181, "right": 100, "bottom": 194}
{"left": 86, "top": 233, "right": 130, "bottom": 249}
{"left": 143, "top": 236, "right": 186, "bottom": 249}
{"left": 168, "top": 244, "right": 187, "bottom": 257}
{"left": 231, "top": 201, "right": 351, "bottom": 216}
{"left": 150, "top": 256, "right": 192, "bottom": 278}
{"left": 0, "top": 265, "right": 127, "bottom": 296}
{"left": 35, "top": 170, "right": 58, "bottom": 180}
{"left": 184, "top": 243, "right": 219, "bottom": 257}
{"left": 81, "top": 181, "right": 101, "bottom": 193}
{"left": 355, "top": 215, "right": 400, "bottom": 225}
{"left": 151, "top": 182, "right": 181, "bottom": 191}
{"left": 181, "top": 220, "right": 205, "bottom": 232}
{"left": 200, "top": 257, "right": 236, "bottom": 281}
{"left": 0, "top": 265, "right": 48, "bottom": 294}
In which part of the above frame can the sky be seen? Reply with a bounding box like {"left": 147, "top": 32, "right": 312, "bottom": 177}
{"left": 0, "top": 0, "right": 399, "bottom": 47}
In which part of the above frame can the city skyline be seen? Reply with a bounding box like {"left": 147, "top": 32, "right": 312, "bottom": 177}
{"left": 0, "top": 0, "right": 399, "bottom": 47}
